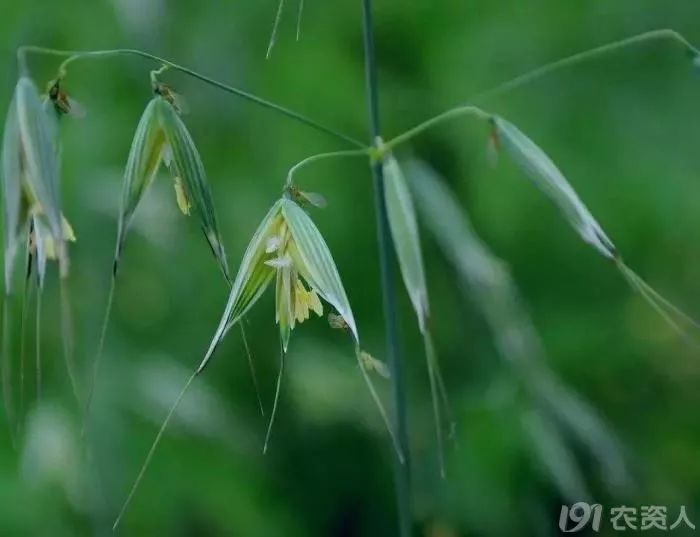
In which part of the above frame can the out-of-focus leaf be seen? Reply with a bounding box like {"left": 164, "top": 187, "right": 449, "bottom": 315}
{"left": 521, "top": 409, "right": 590, "bottom": 503}
{"left": 406, "top": 159, "right": 631, "bottom": 494}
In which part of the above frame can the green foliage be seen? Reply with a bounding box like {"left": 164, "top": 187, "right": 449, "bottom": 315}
{"left": 1, "top": 3, "right": 700, "bottom": 537}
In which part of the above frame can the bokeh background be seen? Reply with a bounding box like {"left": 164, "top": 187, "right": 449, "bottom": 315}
{"left": 1, "top": 1, "right": 700, "bottom": 535}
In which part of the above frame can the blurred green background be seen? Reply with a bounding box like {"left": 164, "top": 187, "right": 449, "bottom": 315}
{"left": 1, "top": 1, "right": 700, "bottom": 535}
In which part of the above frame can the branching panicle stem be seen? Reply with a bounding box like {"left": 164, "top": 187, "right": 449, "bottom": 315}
{"left": 285, "top": 149, "right": 370, "bottom": 186}
{"left": 472, "top": 29, "right": 700, "bottom": 103}
{"left": 16, "top": 46, "right": 364, "bottom": 148}
{"left": 381, "top": 105, "right": 490, "bottom": 155}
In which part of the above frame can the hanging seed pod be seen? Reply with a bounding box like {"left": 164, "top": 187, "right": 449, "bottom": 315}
{"left": 157, "top": 97, "right": 229, "bottom": 280}
{"left": 491, "top": 116, "right": 616, "bottom": 259}
{"left": 202, "top": 196, "right": 357, "bottom": 366}
{"left": 382, "top": 150, "right": 452, "bottom": 477}
{"left": 16, "top": 78, "right": 65, "bottom": 266}
{"left": 2, "top": 77, "right": 74, "bottom": 292}
{"left": 113, "top": 94, "right": 229, "bottom": 280}
{"left": 382, "top": 152, "right": 429, "bottom": 331}
{"left": 114, "top": 98, "right": 167, "bottom": 270}
{"left": 2, "top": 77, "right": 77, "bottom": 435}
{"left": 2, "top": 96, "right": 24, "bottom": 293}
{"left": 492, "top": 115, "right": 700, "bottom": 341}
{"left": 114, "top": 195, "right": 403, "bottom": 530}
{"left": 89, "top": 92, "right": 232, "bottom": 425}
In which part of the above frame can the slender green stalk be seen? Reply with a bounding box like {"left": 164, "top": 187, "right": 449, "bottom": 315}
{"left": 355, "top": 347, "right": 405, "bottom": 463}
{"left": 263, "top": 345, "right": 285, "bottom": 454}
{"left": 380, "top": 29, "right": 700, "bottom": 155}
{"left": 60, "top": 278, "right": 82, "bottom": 406}
{"left": 422, "top": 331, "right": 445, "bottom": 478}
{"left": 18, "top": 244, "right": 34, "bottom": 427}
{"left": 472, "top": 29, "right": 700, "bottom": 103}
{"left": 361, "top": 1, "right": 412, "bottom": 535}
{"left": 112, "top": 370, "right": 198, "bottom": 531}
{"left": 83, "top": 273, "right": 117, "bottom": 430}
{"left": 240, "top": 324, "right": 265, "bottom": 417}
{"left": 267, "top": 0, "right": 287, "bottom": 59}
{"left": 35, "top": 288, "right": 42, "bottom": 401}
{"left": 285, "top": 149, "right": 370, "bottom": 186}
{"left": 16, "top": 46, "right": 365, "bottom": 149}
{"left": 2, "top": 295, "right": 16, "bottom": 447}
{"left": 382, "top": 105, "right": 490, "bottom": 154}
{"left": 296, "top": 0, "right": 305, "bottom": 41}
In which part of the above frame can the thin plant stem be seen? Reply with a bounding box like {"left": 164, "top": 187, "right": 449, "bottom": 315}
{"left": 60, "top": 277, "right": 82, "bottom": 406}
{"left": 617, "top": 261, "right": 700, "bottom": 331}
{"left": 382, "top": 105, "right": 490, "bottom": 154}
{"left": 263, "top": 344, "right": 285, "bottom": 454}
{"left": 16, "top": 46, "right": 365, "bottom": 149}
{"left": 112, "top": 369, "right": 198, "bottom": 531}
{"left": 113, "top": 333, "right": 239, "bottom": 528}
{"left": 296, "top": 0, "right": 305, "bottom": 41}
{"left": 471, "top": 29, "right": 700, "bottom": 104}
{"left": 285, "top": 149, "right": 370, "bottom": 186}
{"left": 423, "top": 330, "right": 445, "bottom": 478}
{"left": 427, "top": 331, "right": 456, "bottom": 444}
{"left": 379, "top": 30, "right": 700, "bottom": 155}
{"left": 616, "top": 261, "right": 700, "bottom": 346}
{"left": 355, "top": 347, "right": 405, "bottom": 463}
{"left": 18, "top": 244, "right": 34, "bottom": 427}
{"left": 35, "top": 287, "right": 42, "bottom": 401}
{"left": 2, "top": 295, "right": 16, "bottom": 447}
{"left": 240, "top": 323, "right": 265, "bottom": 417}
{"left": 361, "top": 1, "right": 412, "bottom": 535}
{"left": 267, "top": 0, "right": 287, "bottom": 59}
{"left": 83, "top": 273, "right": 117, "bottom": 432}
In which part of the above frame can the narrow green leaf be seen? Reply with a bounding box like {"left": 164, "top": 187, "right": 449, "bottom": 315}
{"left": 382, "top": 153, "right": 429, "bottom": 332}
{"left": 157, "top": 98, "right": 230, "bottom": 281}
{"left": 492, "top": 116, "right": 616, "bottom": 259}
{"left": 281, "top": 198, "right": 358, "bottom": 341}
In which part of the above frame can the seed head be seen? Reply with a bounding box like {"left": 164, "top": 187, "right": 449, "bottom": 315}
{"left": 2, "top": 77, "right": 71, "bottom": 290}
{"left": 200, "top": 196, "right": 357, "bottom": 369}
{"left": 115, "top": 93, "right": 229, "bottom": 280}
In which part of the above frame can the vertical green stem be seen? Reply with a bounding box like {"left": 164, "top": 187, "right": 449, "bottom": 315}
{"left": 360, "top": 1, "right": 412, "bottom": 536}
